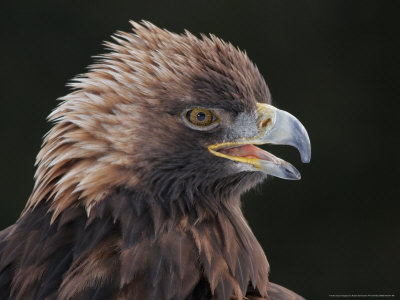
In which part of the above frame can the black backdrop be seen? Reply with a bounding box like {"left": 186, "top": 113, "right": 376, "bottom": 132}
{"left": 0, "top": 1, "right": 399, "bottom": 299}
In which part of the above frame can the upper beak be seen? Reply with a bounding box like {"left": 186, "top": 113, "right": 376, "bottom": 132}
{"left": 208, "top": 103, "right": 311, "bottom": 180}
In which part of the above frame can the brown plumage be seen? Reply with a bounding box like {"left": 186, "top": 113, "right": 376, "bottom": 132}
{"left": 0, "top": 21, "right": 310, "bottom": 299}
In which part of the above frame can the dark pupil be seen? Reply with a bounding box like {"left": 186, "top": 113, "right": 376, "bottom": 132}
{"left": 197, "top": 112, "right": 206, "bottom": 121}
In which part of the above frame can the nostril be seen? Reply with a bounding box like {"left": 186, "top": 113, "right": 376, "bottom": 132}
{"left": 261, "top": 118, "right": 271, "bottom": 128}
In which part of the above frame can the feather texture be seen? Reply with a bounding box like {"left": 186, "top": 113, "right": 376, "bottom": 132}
{"left": 0, "top": 21, "right": 304, "bottom": 299}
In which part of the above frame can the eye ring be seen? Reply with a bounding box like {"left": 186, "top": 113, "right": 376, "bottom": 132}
{"left": 183, "top": 107, "right": 220, "bottom": 130}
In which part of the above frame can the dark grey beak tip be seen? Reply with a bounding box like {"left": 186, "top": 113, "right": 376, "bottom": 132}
{"left": 284, "top": 163, "right": 301, "bottom": 180}
{"left": 301, "top": 153, "right": 311, "bottom": 164}
{"left": 292, "top": 173, "right": 301, "bottom": 180}
{"left": 299, "top": 140, "right": 311, "bottom": 164}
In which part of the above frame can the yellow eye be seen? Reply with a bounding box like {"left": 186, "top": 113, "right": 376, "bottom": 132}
{"left": 186, "top": 108, "right": 219, "bottom": 127}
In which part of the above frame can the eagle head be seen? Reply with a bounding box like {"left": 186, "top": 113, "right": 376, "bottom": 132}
{"left": 26, "top": 21, "right": 310, "bottom": 220}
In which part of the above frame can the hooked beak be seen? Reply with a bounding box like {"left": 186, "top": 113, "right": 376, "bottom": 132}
{"left": 208, "top": 103, "right": 311, "bottom": 180}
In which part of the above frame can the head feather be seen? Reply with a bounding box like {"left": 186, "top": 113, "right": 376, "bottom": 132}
{"left": 24, "top": 21, "right": 269, "bottom": 223}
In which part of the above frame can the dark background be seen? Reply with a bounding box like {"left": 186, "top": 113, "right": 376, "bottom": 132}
{"left": 0, "top": 1, "right": 399, "bottom": 299}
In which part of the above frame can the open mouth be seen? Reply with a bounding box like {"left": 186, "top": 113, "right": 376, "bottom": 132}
{"left": 216, "top": 144, "right": 280, "bottom": 163}
{"left": 209, "top": 142, "right": 302, "bottom": 180}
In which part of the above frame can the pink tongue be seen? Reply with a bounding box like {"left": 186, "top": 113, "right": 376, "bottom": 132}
{"left": 219, "top": 144, "right": 275, "bottom": 162}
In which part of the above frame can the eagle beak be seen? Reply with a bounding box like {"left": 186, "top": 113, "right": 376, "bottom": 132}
{"left": 208, "top": 103, "right": 311, "bottom": 180}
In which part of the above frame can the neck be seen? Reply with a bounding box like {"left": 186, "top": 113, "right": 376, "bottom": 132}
{"left": 10, "top": 184, "right": 269, "bottom": 299}
{"left": 19, "top": 179, "right": 269, "bottom": 299}
{"left": 88, "top": 187, "right": 270, "bottom": 298}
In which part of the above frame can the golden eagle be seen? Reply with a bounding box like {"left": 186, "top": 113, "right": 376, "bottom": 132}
{"left": 0, "top": 21, "right": 310, "bottom": 300}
